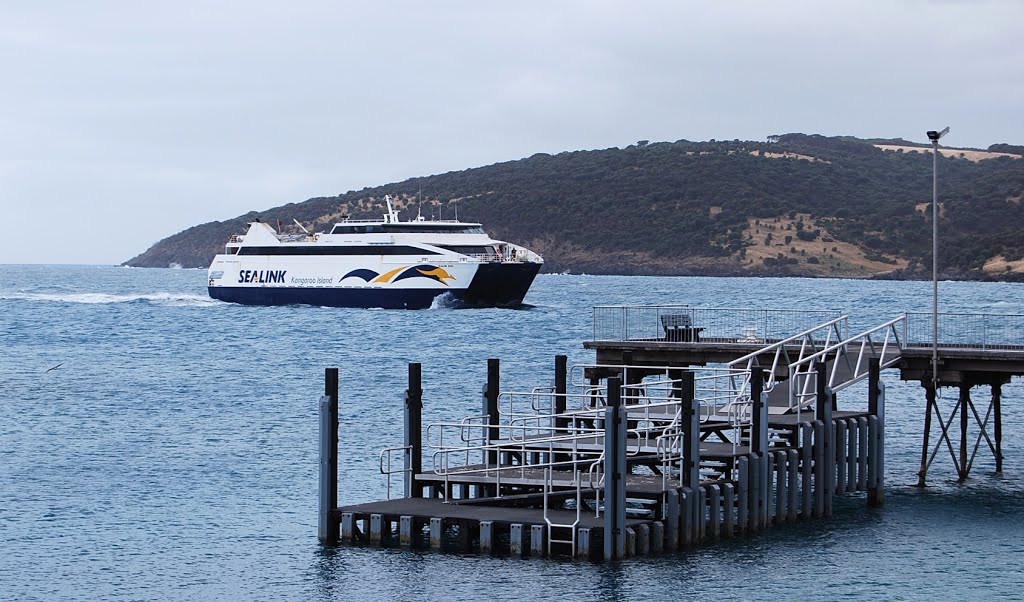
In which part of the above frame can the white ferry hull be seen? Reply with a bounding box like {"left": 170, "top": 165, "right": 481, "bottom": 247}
{"left": 207, "top": 256, "right": 540, "bottom": 309}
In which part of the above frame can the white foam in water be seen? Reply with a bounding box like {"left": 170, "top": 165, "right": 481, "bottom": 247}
{"left": 0, "top": 291, "right": 219, "bottom": 307}
{"left": 429, "top": 292, "right": 460, "bottom": 309}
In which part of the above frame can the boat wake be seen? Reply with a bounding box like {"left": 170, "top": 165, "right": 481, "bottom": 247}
{"left": 0, "top": 291, "right": 219, "bottom": 307}
{"left": 429, "top": 292, "right": 461, "bottom": 310}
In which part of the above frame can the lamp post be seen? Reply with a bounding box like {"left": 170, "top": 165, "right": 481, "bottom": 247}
{"left": 926, "top": 126, "right": 949, "bottom": 386}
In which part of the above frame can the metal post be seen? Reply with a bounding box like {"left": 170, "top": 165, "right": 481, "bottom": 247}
{"left": 318, "top": 368, "right": 340, "bottom": 544}
{"left": 603, "top": 377, "right": 626, "bottom": 561}
{"left": 927, "top": 126, "right": 948, "bottom": 402}
{"left": 485, "top": 358, "right": 500, "bottom": 468}
{"left": 815, "top": 362, "right": 832, "bottom": 517}
{"left": 868, "top": 359, "right": 885, "bottom": 506}
{"left": 554, "top": 355, "right": 568, "bottom": 465}
{"left": 751, "top": 368, "right": 767, "bottom": 456}
{"left": 554, "top": 354, "right": 568, "bottom": 421}
{"left": 405, "top": 363, "right": 423, "bottom": 498}
{"left": 932, "top": 137, "right": 939, "bottom": 392}
{"left": 682, "top": 371, "right": 699, "bottom": 490}
{"left": 751, "top": 368, "right": 768, "bottom": 526}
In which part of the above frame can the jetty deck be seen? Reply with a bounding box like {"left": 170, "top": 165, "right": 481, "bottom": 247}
{"left": 318, "top": 306, "right": 1024, "bottom": 560}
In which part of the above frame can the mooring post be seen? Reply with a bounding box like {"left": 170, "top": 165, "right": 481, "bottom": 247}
{"left": 751, "top": 367, "right": 768, "bottom": 526}
{"left": 993, "top": 383, "right": 1003, "bottom": 473}
{"left": 554, "top": 354, "right": 568, "bottom": 426}
{"left": 553, "top": 355, "right": 568, "bottom": 465}
{"left": 835, "top": 420, "right": 847, "bottom": 496}
{"left": 736, "top": 456, "right": 749, "bottom": 532}
{"left": 959, "top": 384, "right": 970, "bottom": 482}
{"left": 603, "top": 376, "right": 627, "bottom": 561}
{"left": 917, "top": 381, "right": 936, "bottom": 487}
{"left": 800, "top": 422, "right": 813, "bottom": 519}
{"left": 318, "top": 367, "right": 340, "bottom": 544}
{"left": 485, "top": 358, "right": 500, "bottom": 471}
{"left": 681, "top": 370, "right": 701, "bottom": 537}
{"left": 664, "top": 489, "right": 679, "bottom": 551}
{"left": 812, "top": 421, "right": 825, "bottom": 516}
{"left": 867, "top": 358, "right": 885, "bottom": 506}
{"left": 815, "top": 362, "right": 833, "bottom": 517}
{"left": 405, "top": 363, "right": 423, "bottom": 498}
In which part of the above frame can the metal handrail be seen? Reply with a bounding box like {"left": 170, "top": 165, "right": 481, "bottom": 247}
{"left": 787, "top": 316, "right": 905, "bottom": 417}
{"left": 904, "top": 311, "right": 1024, "bottom": 351}
{"left": 379, "top": 445, "right": 412, "bottom": 500}
{"left": 592, "top": 306, "right": 843, "bottom": 343}
{"left": 725, "top": 316, "right": 848, "bottom": 405}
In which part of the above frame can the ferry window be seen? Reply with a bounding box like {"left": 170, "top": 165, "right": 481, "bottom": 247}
{"left": 382, "top": 225, "right": 484, "bottom": 234}
{"left": 439, "top": 245, "right": 496, "bottom": 256}
{"left": 331, "top": 224, "right": 386, "bottom": 234}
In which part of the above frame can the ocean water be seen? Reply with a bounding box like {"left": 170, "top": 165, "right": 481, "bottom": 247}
{"left": 2, "top": 265, "right": 1023, "bottom": 601}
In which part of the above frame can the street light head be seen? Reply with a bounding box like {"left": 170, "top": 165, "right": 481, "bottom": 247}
{"left": 927, "top": 126, "right": 950, "bottom": 141}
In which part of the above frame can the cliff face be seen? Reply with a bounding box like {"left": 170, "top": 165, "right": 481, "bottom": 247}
{"left": 125, "top": 134, "right": 1024, "bottom": 281}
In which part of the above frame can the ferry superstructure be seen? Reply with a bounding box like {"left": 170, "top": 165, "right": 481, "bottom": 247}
{"left": 207, "top": 199, "right": 543, "bottom": 309}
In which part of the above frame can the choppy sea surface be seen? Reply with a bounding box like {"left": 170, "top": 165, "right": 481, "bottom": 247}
{"left": 2, "top": 265, "right": 1023, "bottom": 601}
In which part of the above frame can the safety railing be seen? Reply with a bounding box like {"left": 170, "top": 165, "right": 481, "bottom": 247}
{"left": 788, "top": 316, "right": 906, "bottom": 420}
{"left": 428, "top": 424, "right": 629, "bottom": 504}
{"left": 591, "top": 306, "right": 843, "bottom": 343}
{"left": 379, "top": 445, "right": 413, "bottom": 500}
{"left": 569, "top": 363, "right": 755, "bottom": 443}
{"left": 726, "top": 316, "right": 849, "bottom": 401}
{"left": 904, "top": 312, "right": 1024, "bottom": 351}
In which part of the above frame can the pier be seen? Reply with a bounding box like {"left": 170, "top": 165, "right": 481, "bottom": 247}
{"left": 318, "top": 306, "right": 1024, "bottom": 560}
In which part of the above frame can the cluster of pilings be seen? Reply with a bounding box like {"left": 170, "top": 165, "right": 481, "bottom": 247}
{"left": 318, "top": 358, "right": 886, "bottom": 561}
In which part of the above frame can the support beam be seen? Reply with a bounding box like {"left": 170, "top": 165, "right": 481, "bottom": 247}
{"left": 917, "top": 382, "right": 936, "bottom": 487}
{"left": 429, "top": 517, "right": 443, "bottom": 550}
{"left": 399, "top": 516, "right": 413, "bottom": 547}
{"left": 479, "top": 521, "right": 494, "bottom": 555}
{"left": 993, "top": 383, "right": 1003, "bottom": 473}
{"left": 959, "top": 384, "right": 970, "bottom": 482}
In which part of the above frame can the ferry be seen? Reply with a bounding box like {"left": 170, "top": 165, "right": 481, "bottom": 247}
{"left": 207, "top": 198, "right": 543, "bottom": 309}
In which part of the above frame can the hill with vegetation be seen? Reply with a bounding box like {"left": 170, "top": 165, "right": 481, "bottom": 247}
{"left": 126, "top": 133, "right": 1024, "bottom": 280}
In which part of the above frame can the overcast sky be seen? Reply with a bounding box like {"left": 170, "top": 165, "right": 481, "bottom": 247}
{"left": 2, "top": 0, "right": 1022, "bottom": 265}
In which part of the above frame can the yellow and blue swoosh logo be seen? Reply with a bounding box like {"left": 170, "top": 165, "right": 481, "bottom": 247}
{"left": 341, "top": 265, "right": 455, "bottom": 286}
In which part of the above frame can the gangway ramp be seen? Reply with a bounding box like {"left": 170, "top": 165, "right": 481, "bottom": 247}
{"left": 727, "top": 316, "right": 905, "bottom": 418}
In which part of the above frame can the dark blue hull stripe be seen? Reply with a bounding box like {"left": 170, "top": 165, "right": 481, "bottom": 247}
{"left": 209, "top": 286, "right": 461, "bottom": 309}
